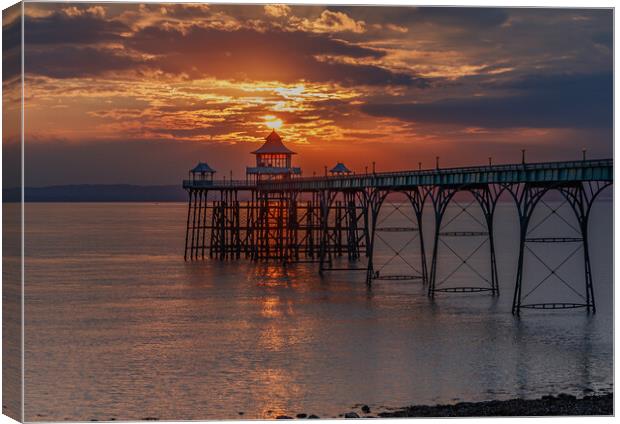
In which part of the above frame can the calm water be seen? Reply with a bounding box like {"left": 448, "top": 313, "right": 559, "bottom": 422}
{"left": 22, "top": 200, "right": 613, "bottom": 421}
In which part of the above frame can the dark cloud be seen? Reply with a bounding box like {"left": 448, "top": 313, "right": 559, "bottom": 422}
{"left": 22, "top": 14, "right": 430, "bottom": 86}
{"left": 407, "top": 7, "right": 509, "bottom": 28}
{"left": 362, "top": 73, "right": 612, "bottom": 129}
{"left": 128, "top": 26, "right": 427, "bottom": 86}
{"left": 2, "top": 13, "right": 21, "bottom": 82}
{"left": 26, "top": 46, "right": 143, "bottom": 78}
{"left": 25, "top": 11, "right": 129, "bottom": 45}
{"left": 488, "top": 72, "right": 611, "bottom": 93}
{"left": 129, "top": 26, "right": 383, "bottom": 58}
{"left": 329, "top": 6, "right": 509, "bottom": 29}
{"left": 592, "top": 31, "right": 613, "bottom": 48}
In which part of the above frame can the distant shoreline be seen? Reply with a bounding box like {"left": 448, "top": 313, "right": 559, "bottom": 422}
{"left": 3, "top": 185, "right": 187, "bottom": 203}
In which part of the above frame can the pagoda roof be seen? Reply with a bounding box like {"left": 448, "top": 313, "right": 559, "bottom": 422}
{"left": 191, "top": 162, "right": 216, "bottom": 173}
{"left": 330, "top": 162, "right": 351, "bottom": 174}
{"left": 251, "top": 130, "right": 296, "bottom": 155}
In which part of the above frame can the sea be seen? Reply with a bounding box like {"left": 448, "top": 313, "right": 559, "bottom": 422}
{"left": 19, "top": 199, "right": 613, "bottom": 421}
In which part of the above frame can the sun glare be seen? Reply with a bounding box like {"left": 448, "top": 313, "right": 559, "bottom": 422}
{"left": 264, "top": 115, "right": 283, "bottom": 129}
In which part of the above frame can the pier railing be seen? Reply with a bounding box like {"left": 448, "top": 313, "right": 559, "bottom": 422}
{"left": 258, "top": 159, "right": 613, "bottom": 191}
{"left": 182, "top": 179, "right": 256, "bottom": 189}
{"left": 182, "top": 159, "right": 612, "bottom": 191}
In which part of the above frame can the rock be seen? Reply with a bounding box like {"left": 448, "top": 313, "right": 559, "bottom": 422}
{"left": 308, "top": 414, "right": 320, "bottom": 419}
{"left": 344, "top": 412, "right": 360, "bottom": 418}
{"left": 361, "top": 405, "right": 371, "bottom": 413}
{"left": 276, "top": 415, "right": 293, "bottom": 419}
{"left": 296, "top": 413, "right": 307, "bottom": 418}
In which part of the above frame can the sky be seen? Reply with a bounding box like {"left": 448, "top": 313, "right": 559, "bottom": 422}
{"left": 2, "top": 3, "right": 613, "bottom": 186}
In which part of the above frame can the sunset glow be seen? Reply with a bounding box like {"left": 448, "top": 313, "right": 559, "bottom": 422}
{"left": 1, "top": 4, "right": 612, "bottom": 186}
{"left": 264, "top": 116, "right": 284, "bottom": 130}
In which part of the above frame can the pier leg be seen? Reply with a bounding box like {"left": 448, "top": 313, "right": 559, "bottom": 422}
{"left": 184, "top": 190, "right": 193, "bottom": 261}
{"left": 406, "top": 187, "right": 430, "bottom": 285}
{"left": 364, "top": 189, "right": 387, "bottom": 286}
{"left": 428, "top": 187, "right": 455, "bottom": 296}
{"left": 190, "top": 190, "right": 199, "bottom": 260}
{"left": 318, "top": 191, "right": 336, "bottom": 273}
{"left": 470, "top": 185, "right": 503, "bottom": 295}
{"left": 508, "top": 181, "right": 609, "bottom": 315}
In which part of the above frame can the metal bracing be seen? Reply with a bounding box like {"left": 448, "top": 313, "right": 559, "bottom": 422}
{"left": 205, "top": 189, "right": 243, "bottom": 260}
{"left": 344, "top": 191, "right": 365, "bottom": 260}
{"left": 428, "top": 185, "right": 501, "bottom": 297}
{"left": 318, "top": 190, "right": 338, "bottom": 271}
{"left": 253, "top": 190, "right": 296, "bottom": 262}
{"left": 469, "top": 185, "right": 502, "bottom": 295}
{"left": 316, "top": 190, "right": 369, "bottom": 273}
{"left": 371, "top": 199, "right": 422, "bottom": 282}
{"left": 405, "top": 187, "right": 430, "bottom": 285}
{"left": 185, "top": 188, "right": 368, "bottom": 265}
{"left": 363, "top": 188, "right": 388, "bottom": 285}
{"left": 507, "top": 181, "right": 611, "bottom": 315}
{"left": 362, "top": 188, "right": 429, "bottom": 287}
{"left": 295, "top": 193, "right": 321, "bottom": 260}
{"left": 182, "top": 158, "right": 611, "bottom": 315}
{"left": 185, "top": 189, "right": 215, "bottom": 261}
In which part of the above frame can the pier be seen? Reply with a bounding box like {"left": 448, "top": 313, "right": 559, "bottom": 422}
{"left": 183, "top": 131, "right": 612, "bottom": 315}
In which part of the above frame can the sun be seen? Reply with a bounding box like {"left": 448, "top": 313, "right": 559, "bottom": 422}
{"left": 263, "top": 115, "right": 283, "bottom": 130}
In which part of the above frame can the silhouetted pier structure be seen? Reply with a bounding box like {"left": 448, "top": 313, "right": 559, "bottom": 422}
{"left": 183, "top": 131, "right": 612, "bottom": 314}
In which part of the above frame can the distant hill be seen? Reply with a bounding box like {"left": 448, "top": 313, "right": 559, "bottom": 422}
{"left": 3, "top": 185, "right": 188, "bottom": 202}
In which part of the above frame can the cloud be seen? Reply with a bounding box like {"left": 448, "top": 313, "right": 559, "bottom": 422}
{"left": 129, "top": 25, "right": 381, "bottom": 58}
{"left": 362, "top": 72, "right": 612, "bottom": 129}
{"left": 26, "top": 46, "right": 144, "bottom": 78}
{"left": 127, "top": 26, "right": 427, "bottom": 86}
{"left": 327, "top": 6, "right": 509, "bottom": 30}
{"left": 298, "top": 10, "right": 366, "bottom": 33}
{"left": 17, "top": 3, "right": 614, "bottom": 184}
{"left": 592, "top": 31, "right": 612, "bottom": 49}
{"left": 62, "top": 5, "right": 106, "bottom": 18}
{"left": 264, "top": 4, "right": 291, "bottom": 18}
{"left": 25, "top": 10, "right": 130, "bottom": 45}
{"left": 2, "top": 13, "right": 21, "bottom": 82}
{"left": 411, "top": 7, "right": 509, "bottom": 28}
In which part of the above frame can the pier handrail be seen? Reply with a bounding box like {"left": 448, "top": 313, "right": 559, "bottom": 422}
{"left": 182, "top": 179, "right": 256, "bottom": 189}
{"left": 257, "top": 158, "right": 613, "bottom": 191}
{"left": 270, "top": 159, "right": 613, "bottom": 182}
{"left": 182, "top": 158, "right": 613, "bottom": 191}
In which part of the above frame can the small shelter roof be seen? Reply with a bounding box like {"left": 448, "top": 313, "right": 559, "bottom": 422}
{"left": 191, "top": 162, "right": 216, "bottom": 173}
{"left": 330, "top": 162, "right": 352, "bottom": 174}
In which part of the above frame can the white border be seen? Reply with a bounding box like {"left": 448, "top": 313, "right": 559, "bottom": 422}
{"left": 0, "top": 1, "right": 615, "bottom": 424}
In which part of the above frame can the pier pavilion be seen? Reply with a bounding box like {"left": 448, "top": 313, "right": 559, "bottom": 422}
{"left": 246, "top": 130, "right": 302, "bottom": 182}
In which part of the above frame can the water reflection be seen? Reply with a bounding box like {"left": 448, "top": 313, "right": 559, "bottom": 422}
{"left": 22, "top": 202, "right": 613, "bottom": 421}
